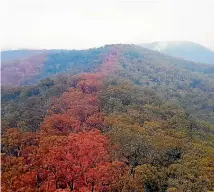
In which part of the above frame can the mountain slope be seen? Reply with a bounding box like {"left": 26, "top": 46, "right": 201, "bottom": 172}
{"left": 2, "top": 44, "right": 214, "bottom": 191}
{"left": 1, "top": 47, "right": 114, "bottom": 86}
{"left": 2, "top": 44, "right": 214, "bottom": 125}
{"left": 140, "top": 41, "right": 214, "bottom": 65}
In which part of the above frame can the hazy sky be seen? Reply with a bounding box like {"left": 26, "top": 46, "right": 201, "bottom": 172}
{"left": 1, "top": 0, "right": 214, "bottom": 50}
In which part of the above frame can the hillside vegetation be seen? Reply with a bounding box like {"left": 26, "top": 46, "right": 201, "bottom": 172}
{"left": 1, "top": 45, "right": 214, "bottom": 192}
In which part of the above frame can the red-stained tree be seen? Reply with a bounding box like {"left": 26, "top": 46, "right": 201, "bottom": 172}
{"left": 18, "top": 130, "right": 126, "bottom": 192}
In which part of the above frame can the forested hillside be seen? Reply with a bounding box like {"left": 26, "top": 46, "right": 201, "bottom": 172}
{"left": 1, "top": 47, "right": 114, "bottom": 86}
{"left": 1, "top": 45, "right": 214, "bottom": 192}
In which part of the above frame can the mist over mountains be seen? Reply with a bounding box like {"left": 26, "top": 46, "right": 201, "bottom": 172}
{"left": 140, "top": 41, "right": 214, "bottom": 65}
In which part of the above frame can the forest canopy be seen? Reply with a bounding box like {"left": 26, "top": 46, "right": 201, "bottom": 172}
{"left": 1, "top": 45, "right": 214, "bottom": 192}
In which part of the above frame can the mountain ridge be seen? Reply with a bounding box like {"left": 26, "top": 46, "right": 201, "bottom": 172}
{"left": 2, "top": 44, "right": 214, "bottom": 87}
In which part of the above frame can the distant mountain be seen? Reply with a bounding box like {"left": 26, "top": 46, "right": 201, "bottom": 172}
{"left": 140, "top": 41, "right": 214, "bottom": 65}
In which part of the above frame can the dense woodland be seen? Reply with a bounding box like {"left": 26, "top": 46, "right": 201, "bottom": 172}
{"left": 1, "top": 45, "right": 214, "bottom": 191}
